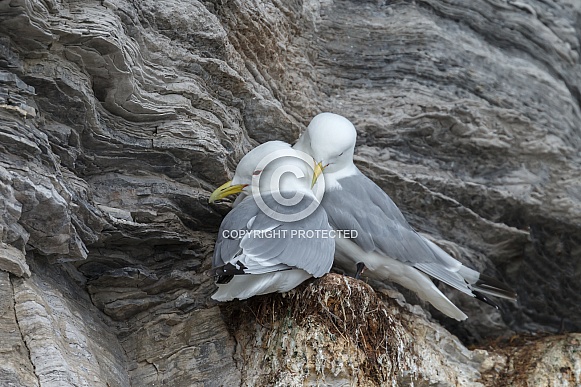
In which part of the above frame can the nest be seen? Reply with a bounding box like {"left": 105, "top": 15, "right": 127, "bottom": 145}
{"left": 223, "top": 273, "right": 409, "bottom": 384}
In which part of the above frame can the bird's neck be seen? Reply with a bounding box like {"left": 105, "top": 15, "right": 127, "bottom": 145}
{"left": 256, "top": 177, "right": 314, "bottom": 197}
{"left": 322, "top": 163, "right": 360, "bottom": 191}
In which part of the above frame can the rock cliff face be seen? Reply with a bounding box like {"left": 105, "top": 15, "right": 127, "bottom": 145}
{"left": 1, "top": 0, "right": 580, "bottom": 385}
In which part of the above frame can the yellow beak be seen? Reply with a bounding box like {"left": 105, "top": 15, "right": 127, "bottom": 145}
{"left": 208, "top": 180, "right": 247, "bottom": 203}
{"left": 311, "top": 161, "right": 325, "bottom": 188}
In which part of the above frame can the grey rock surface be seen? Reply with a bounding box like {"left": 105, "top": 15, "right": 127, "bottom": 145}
{"left": 1, "top": 0, "right": 580, "bottom": 385}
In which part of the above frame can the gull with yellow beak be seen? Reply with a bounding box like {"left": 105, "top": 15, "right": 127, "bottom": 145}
{"left": 294, "top": 113, "right": 516, "bottom": 321}
{"left": 208, "top": 141, "right": 334, "bottom": 301}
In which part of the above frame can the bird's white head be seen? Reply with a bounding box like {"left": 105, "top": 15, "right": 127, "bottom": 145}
{"left": 295, "top": 112, "right": 357, "bottom": 177}
{"left": 209, "top": 141, "right": 316, "bottom": 203}
{"left": 231, "top": 141, "right": 292, "bottom": 188}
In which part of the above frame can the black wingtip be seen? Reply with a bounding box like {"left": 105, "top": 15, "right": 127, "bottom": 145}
{"left": 473, "top": 290, "right": 500, "bottom": 309}
{"left": 206, "top": 261, "right": 248, "bottom": 279}
{"left": 204, "top": 268, "right": 234, "bottom": 284}
{"left": 216, "top": 274, "right": 234, "bottom": 284}
{"left": 475, "top": 274, "right": 518, "bottom": 300}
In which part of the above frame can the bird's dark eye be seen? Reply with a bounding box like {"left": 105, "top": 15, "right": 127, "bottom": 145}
{"left": 339, "top": 151, "right": 344, "bottom": 156}
{"left": 252, "top": 170, "right": 262, "bottom": 176}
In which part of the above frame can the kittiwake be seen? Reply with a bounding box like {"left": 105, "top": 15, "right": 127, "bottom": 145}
{"left": 294, "top": 112, "right": 516, "bottom": 321}
{"left": 208, "top": 141, "right": 335, "bottom": 301}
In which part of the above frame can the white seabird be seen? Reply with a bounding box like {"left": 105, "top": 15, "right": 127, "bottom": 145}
{"left": 294, "top": 112, "right": 516, "bottom": 321}
{"left": 208, "top": 141, "right": 334, "bottom": 301}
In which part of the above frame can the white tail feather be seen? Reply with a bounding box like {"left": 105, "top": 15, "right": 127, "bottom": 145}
{"left": 212, "top": 270, "right": 311, "bottom": 301}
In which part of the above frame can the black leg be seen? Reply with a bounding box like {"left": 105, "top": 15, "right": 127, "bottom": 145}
{"left": 355, "top": 262, "right": 366, "bottom": 280}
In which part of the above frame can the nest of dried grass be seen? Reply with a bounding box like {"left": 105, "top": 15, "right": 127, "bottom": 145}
{"left": 222, "top": 273, "right": 408, "bottom": 384}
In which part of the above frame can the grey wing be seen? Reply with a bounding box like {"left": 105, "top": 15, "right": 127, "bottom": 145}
{"left": 212, "top": 197, "right": 260, "bottom": 268}
{"left": 323, "top": 172, "right": 515, "bottom": 300}
{"left": 322, "top": 172, "right": 441, "bottom": 266}
{"left": 247, "top": 193, "right": 335, "bottom": 277}
{"left": 213, "top": 194, "right": 334, "bottom": 277}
